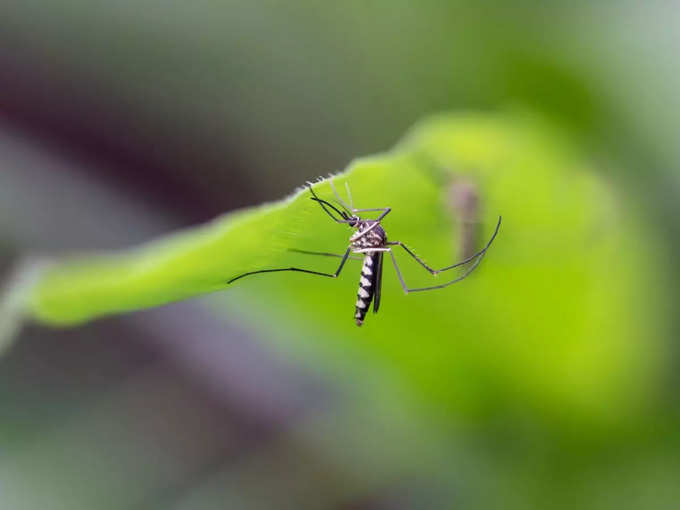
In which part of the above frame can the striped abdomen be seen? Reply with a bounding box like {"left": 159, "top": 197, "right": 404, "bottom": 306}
{"left": 355, "top": 253, "right": 379, "bottom": 326}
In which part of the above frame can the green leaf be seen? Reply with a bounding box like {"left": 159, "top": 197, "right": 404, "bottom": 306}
{"left": 18, "top": 112, "right": 671, "bottom": 428}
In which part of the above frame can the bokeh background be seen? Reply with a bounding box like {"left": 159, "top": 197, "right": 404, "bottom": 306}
{"left": 2, "top": 2, "right": 680, "bottom": 509}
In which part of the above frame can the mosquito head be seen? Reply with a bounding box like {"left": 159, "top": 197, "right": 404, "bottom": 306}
{"left": 307, "top": 184, "right": 360, "bottom": 226}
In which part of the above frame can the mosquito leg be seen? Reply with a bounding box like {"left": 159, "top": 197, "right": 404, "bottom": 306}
{"left": 228, "top": 247, "right": 352, "bottom": 284}
{"left": 435, "top": 216, "right": 501, "bottom": 273}
{"left": 352, "top": 207, "right": 391, "bottom": 221}
{"left": 385, "top": 242, "right": 437, "bottom": 274}
{"left": 386, "top": 249, "right": 408, "bottom": 293}
{"left": 289, "top": 248, "right": 363, "bottom": 261}
{"left": 388, "top": 248, "right": 488, "bottom": 293}
{"left": 386, "top": 216, "right": 501, "bottom": 275}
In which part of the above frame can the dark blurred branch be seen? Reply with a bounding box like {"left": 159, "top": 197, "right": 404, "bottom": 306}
{"left": 448, "top": 177, "right": 479, "bottom": 260}
{"left": 0, "top": 54, "right": 256, "bottom": 223}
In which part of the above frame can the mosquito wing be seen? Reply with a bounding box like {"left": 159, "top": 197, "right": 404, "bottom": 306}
{"left": 373, "top": 252, "right": 384, "bottom": 314}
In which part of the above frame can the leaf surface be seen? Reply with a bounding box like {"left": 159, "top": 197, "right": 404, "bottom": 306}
{"left": 26, "top": 113, "right": 669, "bottom": 425}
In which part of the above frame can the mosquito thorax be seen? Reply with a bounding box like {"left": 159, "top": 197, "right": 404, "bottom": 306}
{"left": 350, "top": 221, "right": 387, "bottom": 251}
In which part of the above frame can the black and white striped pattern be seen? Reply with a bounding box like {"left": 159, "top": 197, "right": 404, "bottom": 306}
{"left": 355, "top": 253, "right": 378, "bottom": 326}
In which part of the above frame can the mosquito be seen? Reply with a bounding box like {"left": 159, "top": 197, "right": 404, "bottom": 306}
{"left": 228, "top": 179, "right": 501, "bottom": 326}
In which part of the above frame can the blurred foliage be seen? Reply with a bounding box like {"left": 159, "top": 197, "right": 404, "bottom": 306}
{"left": 3, "top": 1, "right": 680, "bottom": 508}
{"left": 5, "top": 2, "right": 679, "bottom": 207}
{"left": 7, "top": 112, "right": 673, "bottom": 506}
{"left": 225, "top": 112, "right": 671, "bottom": 426}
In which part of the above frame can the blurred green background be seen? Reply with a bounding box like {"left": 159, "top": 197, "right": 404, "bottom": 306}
{"left": 2, "top": 1, "right": 680, "bottom": 509}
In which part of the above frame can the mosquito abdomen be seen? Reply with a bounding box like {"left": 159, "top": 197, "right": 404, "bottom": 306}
{"left": 355, "top": 253, "right": 379, "bottom": 326}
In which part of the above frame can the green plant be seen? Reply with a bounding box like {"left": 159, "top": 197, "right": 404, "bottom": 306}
{"left": 2, "top": 111, "right": 667, "bottom": 424}
{"left": 2, "top": 112, "right": 675, "bottom": 506}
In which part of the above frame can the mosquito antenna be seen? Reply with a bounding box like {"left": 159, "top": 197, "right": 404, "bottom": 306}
{"left": 307, "top": 183, "right": 349, "bottom": 221}
{"left": 311, "top": 197, "right": 347, "bottom": 217}
{"left": 345, "top": 182, "right": 355, "bottom": 210}
{"left": 329, "top": 178, "right": 354, "bottom": 213}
